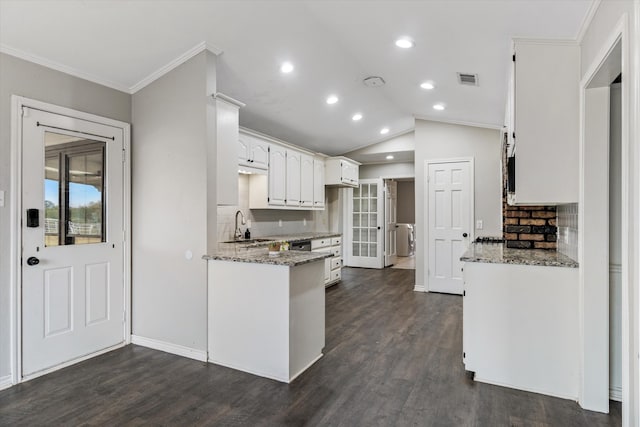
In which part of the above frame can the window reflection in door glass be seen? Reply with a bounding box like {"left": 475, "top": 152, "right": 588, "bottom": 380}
{"left": 44, "top": 131, "right": 105, "bottom": 246}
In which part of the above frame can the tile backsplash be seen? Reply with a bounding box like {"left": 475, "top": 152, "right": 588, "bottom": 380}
{"left": 217, "top": 174, "right": 329, "bottom": 242}
{"left": 557, "top": 203, "right": 578, "bottom": 261}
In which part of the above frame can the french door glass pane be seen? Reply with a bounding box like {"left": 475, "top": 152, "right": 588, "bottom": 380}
{"left": 44, "top": 155, "right": 60, "bottom": 247}
{"left": 352, "top": 243, "right": 359, "bottom": 256}
{"left": 67, "top": 151, "right": 104, "bottom": 244}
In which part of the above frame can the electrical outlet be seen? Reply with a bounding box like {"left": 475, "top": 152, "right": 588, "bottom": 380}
{"left": 278, "top": 219, "right": 282, "bottom": 227}
{"left": 303, "top": 218, "right": 307, "bottom": 226}
{"left": 0, "top": 190, "right": 4, "bottom": 207}
{"left": 476, "top": 220, "right": 483, "bottom": 230}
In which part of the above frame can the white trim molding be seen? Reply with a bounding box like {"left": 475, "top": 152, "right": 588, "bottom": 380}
{"left": 131, "top": 335, "right": 207, "bottom": 363}
{"left": 576, "top": 0, "right": 603, "bottom": 44}
{"left": 0, "top": 375, "right": 12, "bottom": 391}
{"left": 130, "top": 41, "right": 222, "bottom": 93}
{"left": 414, "top": 115, "right": 502, "bottom": 131}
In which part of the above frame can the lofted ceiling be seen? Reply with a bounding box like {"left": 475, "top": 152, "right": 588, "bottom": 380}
{"left": 0, "top": 0, "right": 593, "bottom": 156}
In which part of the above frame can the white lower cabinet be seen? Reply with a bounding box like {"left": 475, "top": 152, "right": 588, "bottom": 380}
{"left": 312, "top": 236, "right": 342, "bottom": 287}
{"left": 463, "top": 261, "right": 579, "bottom": 399}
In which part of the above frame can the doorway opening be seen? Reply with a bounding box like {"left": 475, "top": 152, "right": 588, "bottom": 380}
{"left": 389, "top": 178, "right": 415, "bottom": 270}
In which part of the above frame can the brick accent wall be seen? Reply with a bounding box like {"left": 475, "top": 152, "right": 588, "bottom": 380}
{"left": 502, "top": 138, "right": 557, "bottom": 250}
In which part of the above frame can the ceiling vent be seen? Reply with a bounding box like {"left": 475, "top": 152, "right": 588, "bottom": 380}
{"left": 363, "top": 76, "right": 386, "bottom": 87}
{"left": 457, "top": 72, "right": 479, "bottom": 86}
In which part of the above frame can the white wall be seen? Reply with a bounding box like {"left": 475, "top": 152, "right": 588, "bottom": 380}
{"left": 359, "top": 162, "right": 414, "bottom": 179}
{"left": 0, "top": 53, "right": 131, "bottom": 381}
{"left": 131, "top": 51, "right": 215, "bottom": 352}
{"left": 414, "top": 119, "right": 502, "bottom": 289}
{"left": 579, "top": 0, "right": 640, "bottom": 420}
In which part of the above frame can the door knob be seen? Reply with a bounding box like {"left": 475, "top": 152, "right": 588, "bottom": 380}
{"left": 462, "top": 233, "right": 468, "bottom": 238}
{"left": 26, "top": 256, "right": 40, "bottom": 266}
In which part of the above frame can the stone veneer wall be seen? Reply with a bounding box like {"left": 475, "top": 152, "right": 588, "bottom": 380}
{"left": 502, "top": 138, "right": 558, "bottom": 250}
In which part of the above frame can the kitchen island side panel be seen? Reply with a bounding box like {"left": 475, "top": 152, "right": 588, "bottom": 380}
{"left": 463, "top": 261, "right": 579, "bottom": 400}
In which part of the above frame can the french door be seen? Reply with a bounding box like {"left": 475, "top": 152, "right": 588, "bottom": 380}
{"left": 384, "top": 180, "right": 397, "bottom": 267}
{"left": 348, "top": 179, "right": 384, "bottom": 269}
{"left": 21, "top": 107, "right": 126, "bottom": 377}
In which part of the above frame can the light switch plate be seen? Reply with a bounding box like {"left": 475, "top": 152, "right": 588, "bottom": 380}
{"left": 476, "top": 220, "right": 483, "bottom": 230}
{"left": 0, "top": 190, "right": 4, "bottom": 207}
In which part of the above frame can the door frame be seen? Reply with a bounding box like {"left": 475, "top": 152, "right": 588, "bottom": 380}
{"left": 423, "top": 157, "right": 475, "bottom": 293}
{"left": 578, "top": 14, "right": 631, "bottom": 416}
{"left": 9, "top": 96, "right": 131, "bottom": 385}
{"left": 345, "top": 178, "right": 385, "bottom": 269}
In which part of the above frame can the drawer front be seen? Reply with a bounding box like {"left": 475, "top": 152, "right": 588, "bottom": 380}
{"left": 311, "top": 238, "right": 330, "bottom": 250}
{"left": 331, "top": 269, "right": 341, "bottom": 282}
{"left": 331, "top": 257, "right": 341, "bottom": 270}
{"left": 331, "top": 245, "right": 341, "bottom": 257}
{"left": 330, "top": 236, "right": 341, "bottom": 246}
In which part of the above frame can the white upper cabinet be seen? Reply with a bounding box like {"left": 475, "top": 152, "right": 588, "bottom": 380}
{"left": 268, "top": 144, "right": 287, "bottom": 206}
{"left": 300, "top": 153, "right": 314, "bottom": 207}
{"left": 286, "top": 149, "right": 302, "bottom": 207}
{"left": 238, "top": 132, "right": 269, "bottom": 170}
{"left": 325, "top": 157, "right": 360, "bottom": 187}
{"left": 313, "top": 157, "right": 325, "bottom": 208}
{"left": 509, "top": 39, "right": 579, "bottom": 205}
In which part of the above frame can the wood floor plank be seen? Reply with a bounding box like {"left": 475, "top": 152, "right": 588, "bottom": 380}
{"left": 0, "top": 267, "right": 621, "bottom": 426}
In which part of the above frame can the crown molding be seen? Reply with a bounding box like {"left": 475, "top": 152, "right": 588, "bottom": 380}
{"left": 413, "top": 115, "right": 502, "bottom": 130}
{"left": 576, "top": 0, "right": 602, "bottom": 44}
{"left": 0, "top": 44, "right": 131, "bottom": 93}
{"left": 129, "top": 41, "right": 222, "bottom": 93}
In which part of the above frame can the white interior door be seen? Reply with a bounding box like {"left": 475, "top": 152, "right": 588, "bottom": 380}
{"left": 427, "top": 160, "right": 472, "bottom": 294}
{"left": 384, "top": 180, "right": 397, "bottom": 267}
{"left": 348, "top": 179, "right": 384, "bottom": 269}
{"left": 21, "top": 107, "right": 125, "bottom": 377}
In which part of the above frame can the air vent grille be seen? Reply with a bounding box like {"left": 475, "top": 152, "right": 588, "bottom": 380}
{"left": 457, "top": 72, "right": 479, "bottom": 86}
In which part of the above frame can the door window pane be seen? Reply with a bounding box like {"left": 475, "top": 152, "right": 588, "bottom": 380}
{"left": 44, "top": 131, "right": 105, "bottom": 246}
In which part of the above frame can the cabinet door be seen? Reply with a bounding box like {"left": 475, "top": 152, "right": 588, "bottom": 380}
{"left": 343, "top": 161, "right": 359, "bottom": 186}
{"left": 324, "top": 258, "right": 331, "bottom": 284}
{"left": 300, "top": 153, "right": 314, "bottom": 207}
{"left": 286, "top": 149, "right": 301, "bottom": 206}
{"left": 268, "top": 145, "right": 287, "bottom": 206}
{"left": 238, "top": 134, "right": 250, "bottom": 167}
{"left": 313, "top": 158, "right": 325, "bottom": 208}
{"left": 250, "top": 139, "right": 269, "bottom": 170}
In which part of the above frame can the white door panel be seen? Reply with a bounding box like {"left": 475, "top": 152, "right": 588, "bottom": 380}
{"left": 428, "top": 161, "right": 472, "bottom": 294}
{"left": 384, "top": 180, "right": 397, "bottom": 267}
{"left": 21, "top": 108, "right": 125, "bottom": 376}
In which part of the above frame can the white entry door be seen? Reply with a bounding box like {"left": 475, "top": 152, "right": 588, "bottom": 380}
{"left": 348, "top": 179, "right": 384, "bottom": 269}
{"left": 427, "top": 160, "right": 472, "bottom": 294}
{"left": 384, "top": 180, "right": 397, "bottom": 267}
{"left": 21, "top": 107, "right": 125, "bottom": 377}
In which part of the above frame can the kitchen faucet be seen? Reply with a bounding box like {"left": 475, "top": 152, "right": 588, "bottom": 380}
{"left": 234, "top": 210, "right": 246, "bottom": 240}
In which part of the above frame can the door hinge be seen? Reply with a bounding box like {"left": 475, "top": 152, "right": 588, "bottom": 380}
{"left": 463, "top": 352, "right": 466, "bottom": 358}
{"left": 427, "top": 175, "right": 430, "bottom": 183}
{"left": 122, "top": 149, "right": 126, "bottom": 162}
{"left": 512, "top": 132, "right": 516, "bottom": 140}
{"left": 463, "top": 290, "right": 466, "bottom": 297}
{"left": 512, "top": 54, "right": 516, "bottom": 62}
{"left": 122, "top": 310, "right": 126, "bottom": 322}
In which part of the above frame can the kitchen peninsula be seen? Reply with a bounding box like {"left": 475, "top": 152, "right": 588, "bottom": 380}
{"left": 461, "top": 242, "right": 579, "bottom": 399}
{"left": 204, "top": 244, "right": 332, "bottom": 383}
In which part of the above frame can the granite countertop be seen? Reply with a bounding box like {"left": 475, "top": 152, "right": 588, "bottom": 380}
{"left": 259, "top": 232, "right": 341, "bottom": 243}
{"left": 460, "top": 242, "right": 578, "bottom": 268}
{"left": 203, "top": 245, "right": 332, "bottom": 267}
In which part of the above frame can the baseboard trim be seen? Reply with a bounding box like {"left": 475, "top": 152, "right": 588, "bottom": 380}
{"left": 474, "top": 375, "right": 577, "bottom": 402}
{"left": 208, "top": 357, "right": 288, "bottom": 383}
{"left": 610, "top": 385, "right": 622, "bottom": 402}
{"left": 414, "top": 285, "right": 426, "bottom": 292}
{"left": 0, "top": 374, "right": 12, "bottom": 391}
{"left": 131, "top": 335, "right": 207, "bottom": 362}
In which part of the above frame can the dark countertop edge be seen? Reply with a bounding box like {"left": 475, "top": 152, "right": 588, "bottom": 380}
{"left": 222, "top": 232, "right": 342, "bottom": 248}
{"left": 460, "top": 255, "right": 579, "bottom": 269}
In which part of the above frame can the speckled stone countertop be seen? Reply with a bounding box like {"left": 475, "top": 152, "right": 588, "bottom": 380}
{"left": 203, "top": 245, "right": 332, "bottom": 267}
{"left": 260, "top": 232, "right": 341, "bottom": 243}
{"left": 460, "top": 243, "right": 578, "bottom": 268}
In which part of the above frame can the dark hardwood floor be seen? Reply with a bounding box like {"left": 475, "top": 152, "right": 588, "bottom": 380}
{"left": 0, "top": 267, "right": 621, "bottom": 426}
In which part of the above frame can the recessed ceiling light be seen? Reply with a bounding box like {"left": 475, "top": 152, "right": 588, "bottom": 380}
{"left": 386, "top": 155, "right": 394, "bottom": 160}
{"left": 326, "top": 95, "right": 339, "bottom": 105}
{"left": 395, "top": 38, "right": 414, "bottom": 49}
{"left": 433, "top": 104, "right": 445, "bottom": 111}
{"left": 352, "top": 113, "right": 363, "bottom": 121}
{"left": 420, "top": 82, "right": 435, "bottom": 90}
{"left": 280, "top": 62, "right": 294, "bottom": 73}
{"left": 380, "top": 127, "right": 390, "bottom": 135}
